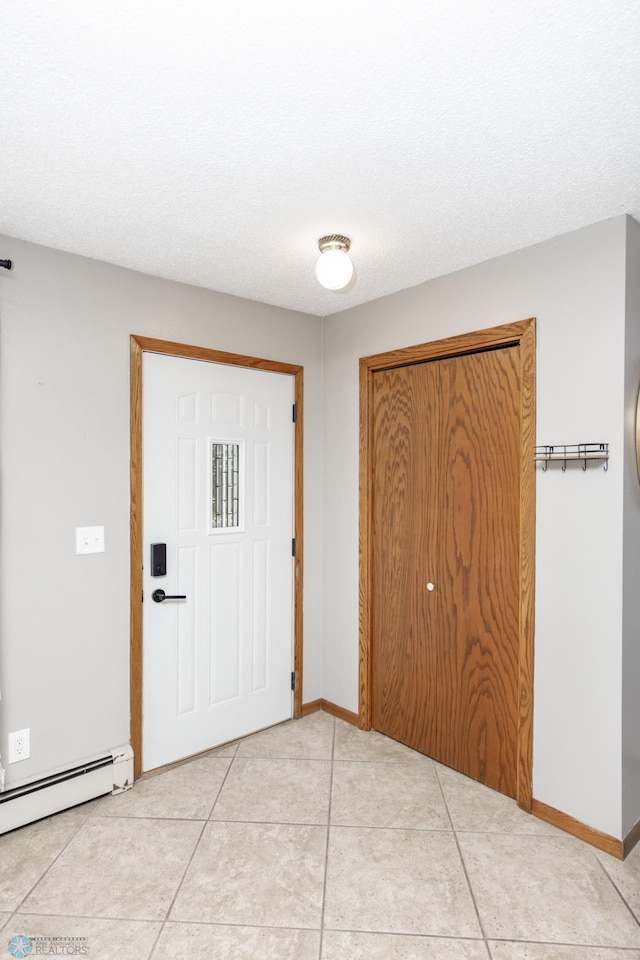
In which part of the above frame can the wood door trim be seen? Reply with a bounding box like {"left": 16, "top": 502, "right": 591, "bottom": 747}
{"left": 359, "top": 319, "right": 536, "bottom": 811}
{"left": 130, "top": 335, "right": 304, "bottom": 780}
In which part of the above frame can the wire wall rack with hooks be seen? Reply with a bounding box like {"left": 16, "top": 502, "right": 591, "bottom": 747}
{"left": 534, "top": 443, "right": 609, "bottom": 472}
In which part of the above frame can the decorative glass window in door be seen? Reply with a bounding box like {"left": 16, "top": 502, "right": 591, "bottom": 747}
{"left": 210, "top": 441, "right": 244, "bottom": 532}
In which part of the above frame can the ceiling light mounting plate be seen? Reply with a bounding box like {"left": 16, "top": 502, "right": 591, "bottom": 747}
{"left": 318, "top": 235, "right": 351, "bottom": 253}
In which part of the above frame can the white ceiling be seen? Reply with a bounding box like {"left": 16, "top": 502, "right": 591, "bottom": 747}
{"left": 1, "top": 2, "right": 639, "bottom": 317}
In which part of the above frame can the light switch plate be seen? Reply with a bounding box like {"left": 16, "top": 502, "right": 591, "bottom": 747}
{"left": 76, "top": 525, "right": 105, "bottom": 555}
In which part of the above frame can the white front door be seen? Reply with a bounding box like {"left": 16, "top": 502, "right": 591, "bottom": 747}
{"left": 142, "top": 352, "right": 294, "bottom": 772}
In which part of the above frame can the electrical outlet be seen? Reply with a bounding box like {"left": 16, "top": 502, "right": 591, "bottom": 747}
{"left": 8, "top": 728, "right": 30, "bottom": 763}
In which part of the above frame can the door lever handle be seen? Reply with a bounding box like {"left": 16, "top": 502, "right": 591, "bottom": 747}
{"left": 152, "top": 589, "right": 187, "bottom": 603}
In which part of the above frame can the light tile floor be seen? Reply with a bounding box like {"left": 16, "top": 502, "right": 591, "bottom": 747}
{"left": 1, "top": 711, "right": 640, "bottom": 958}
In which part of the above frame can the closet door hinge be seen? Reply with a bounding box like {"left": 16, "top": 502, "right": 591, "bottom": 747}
{"left": 291, "top": 671, "right": 296, "bottom": 691}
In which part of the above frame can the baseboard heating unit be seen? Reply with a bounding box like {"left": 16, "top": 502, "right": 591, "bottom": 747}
{"left": 0, "top": 744, "right": 133, "bottom": 835}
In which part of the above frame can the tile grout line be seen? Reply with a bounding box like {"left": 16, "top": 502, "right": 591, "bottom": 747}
{"left": 486, "top": 934, "right": 640, "bottom": 949}
{"left": 5, "top": 912, "right": 320, "bottom": 931}
{"left": 318, "top": 925, "right": 488, "bottom": 944}
{"left": 317, "top": 716, "right": 337, "bottom": 960}
{"left": 204, "top": 750, "right": 238, "bottom": 820}
{"left": 146, "top": 754, "right": 239, "bottom": 960}
{"left": 8, "top": 809, "right": 93, "bottom": 917}
{"left": 145, "top": 819, "right": 208, "bottom": 960}
{"left": 433, "top": 764, "right": 491, "bottom": 955}
{"left": 595, "top": 855, "right": 640, "bottom": 932}
{"left": 0, "top": 910, "right": 17, "bottom": 941}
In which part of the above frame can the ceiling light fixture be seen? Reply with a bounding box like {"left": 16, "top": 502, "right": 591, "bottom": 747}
{"left": 315, "top": 235, "right": 353, "bottom": 291}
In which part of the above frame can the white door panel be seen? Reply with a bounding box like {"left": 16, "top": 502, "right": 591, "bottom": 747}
{"left": 142, "top": 353, "right": 294, "bottom": 771}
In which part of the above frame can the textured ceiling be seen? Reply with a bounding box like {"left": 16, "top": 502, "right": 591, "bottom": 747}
{"left": 0, "top": 2, "right": 639, "bottom": 316}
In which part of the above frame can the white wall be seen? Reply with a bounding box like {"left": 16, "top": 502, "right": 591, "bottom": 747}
{"left": 322, "top": 216, "right": 628, "bottom": 838}
{"left": 623, "top": 215, "right": 640, "bottom": 835}
{"left": 0, "top": 236, "right": 323, "bottom": 788}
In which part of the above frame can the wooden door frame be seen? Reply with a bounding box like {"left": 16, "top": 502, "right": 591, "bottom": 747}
{"left": 130, "top": 335, "right": 304, "bottom": 780}
{"left": 358, "top": 319, "right": 536, "bottom": 810}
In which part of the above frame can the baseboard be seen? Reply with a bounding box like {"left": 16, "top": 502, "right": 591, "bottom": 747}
{"left": 531, "top": 798, "right": 623, "bottom": 859}
{"left": 300, "top": 698, "right": 359, "bottom": 725}
{"left": 319, "top": 699, "right": 359, "bottom": 726}
{"left": 624, "top": 816, "right": 640, "bottom": 858}
{"left": 300, "top": 699, "right": 322, "bottom": 717}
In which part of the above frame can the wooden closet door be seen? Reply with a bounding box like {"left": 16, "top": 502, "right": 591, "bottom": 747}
{"left": 371, "top": 345, "right": 521, "bottom": 797}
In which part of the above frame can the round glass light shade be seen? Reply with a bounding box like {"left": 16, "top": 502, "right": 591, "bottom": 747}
{"left": 315, "top": 248, "right": 354, "bottom": 291}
